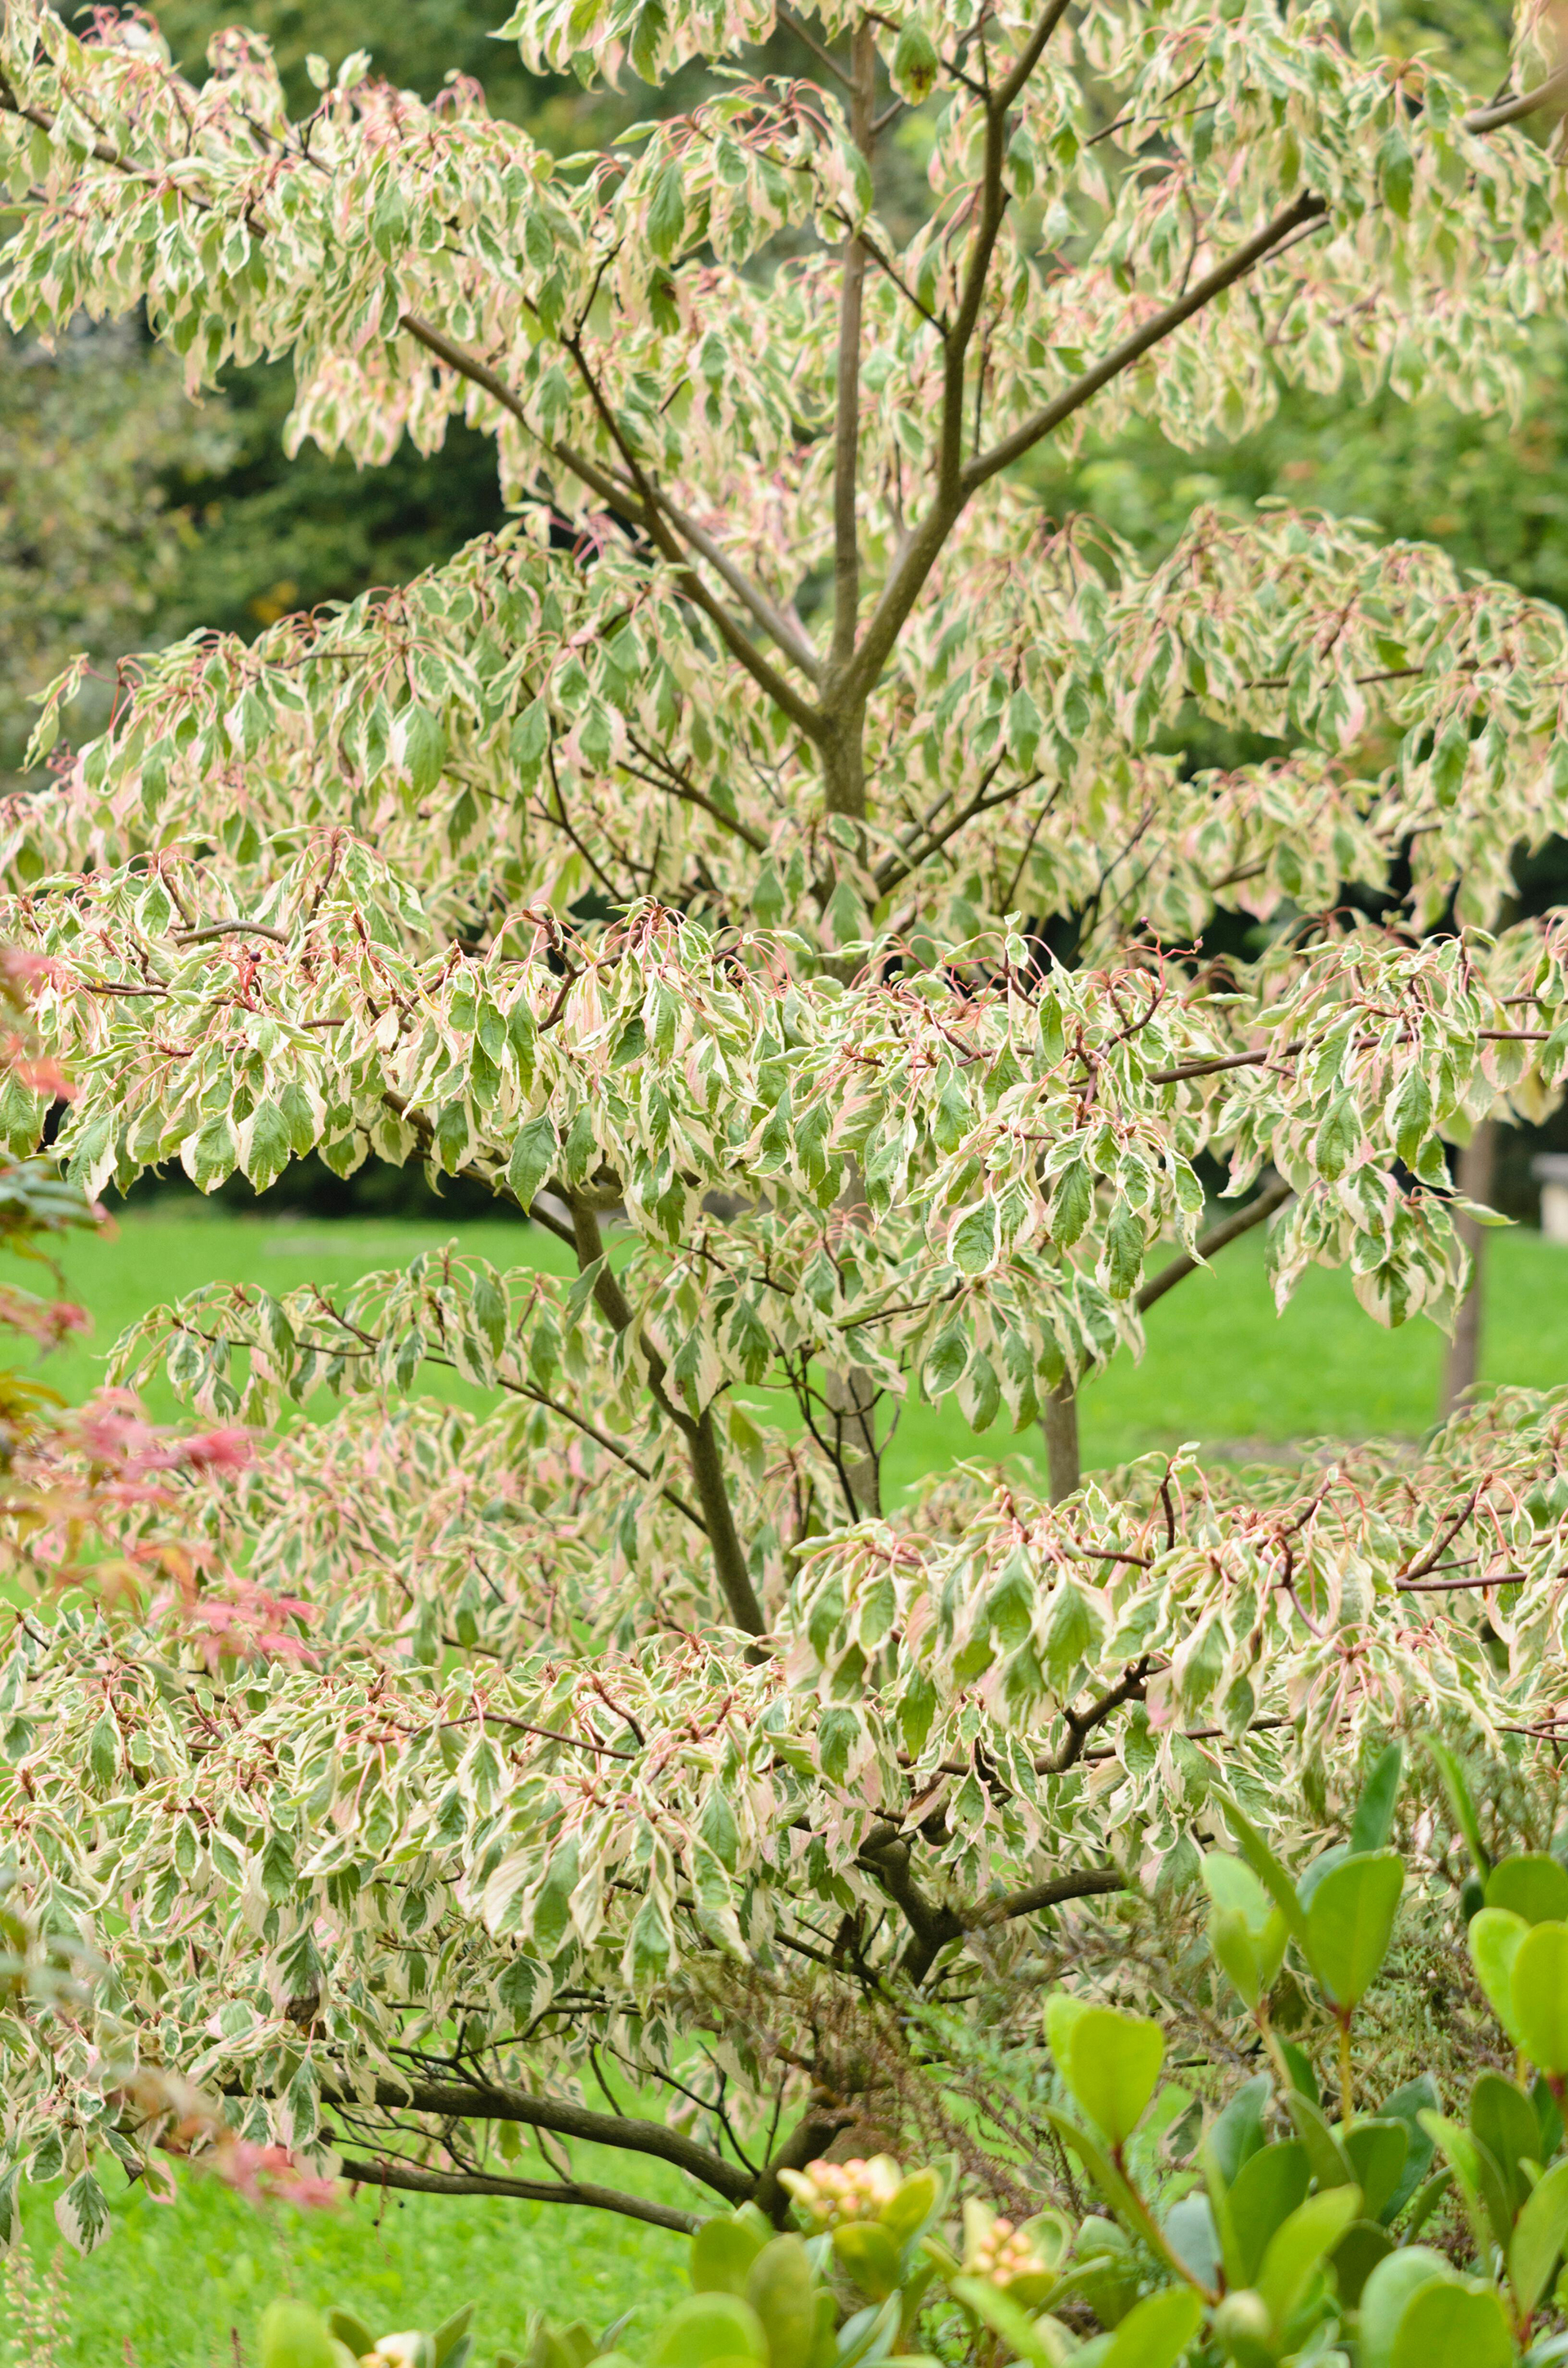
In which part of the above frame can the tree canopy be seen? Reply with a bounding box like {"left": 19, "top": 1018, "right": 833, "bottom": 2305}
{"left": 3, "top": 0, "right": 1568, "bottom": 2245}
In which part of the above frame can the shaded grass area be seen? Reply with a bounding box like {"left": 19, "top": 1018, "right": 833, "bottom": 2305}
{"left": 10, "top": 1203, "right": 1568, "bottom": 2357}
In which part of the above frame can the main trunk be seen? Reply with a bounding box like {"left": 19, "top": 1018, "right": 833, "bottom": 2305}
{"left": 821, "top": 707, "right": 867, "bottom": 822}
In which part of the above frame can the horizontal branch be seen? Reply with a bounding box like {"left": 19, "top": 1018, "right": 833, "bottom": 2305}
{"left": 1140, "top": 1028, "right": 1535, "bottom": 1094}
{"left": 1135, "top": 1174, "right": 1294, "bottom": 1314}
{"left": 1147, "top": 1047, "right": 1276, "bottom": 1085}
{"left": 973, "top": 1867, "right": 1126, "bottom": 1927}
{"left": 336, "top": 2155, "right": 702, "bottom": 2233}
{"left": 1396, "top": 1570, "right": 1526, "bottom": 1592}
{"left": 175, "top": 920, "right": 289, "bottom": 947}
{"left": 327, "top": 2075, "right": 751, "bottom": 2201}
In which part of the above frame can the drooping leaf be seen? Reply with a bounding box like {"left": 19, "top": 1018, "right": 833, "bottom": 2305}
{"left": 1485, "top": 1854, "right": 1568, "bottom": 1927}
{"left": 1348, "top": 1743, "right": 1403, "bottom": 1854}
{"left": 1511, "top": 1920, "right": 1568, "bottom": 2075}
{"left": 1510, "top": 2152, "right": 1568, "bottom": 2320}
{"left": 1468, "top": 1906, "right": 1530, "bottom": 2047}
{"left": 1388, "top": 2276, "right": 1512, "bottom": 2368}
{"left": 1305, "top": 1850, "right": 1403, "bottom": 2009}
{"left": 1098, "top": 2286, "right": 1203, "bottom": 2368}
{"left": 1254, "top": 2185, "right": 1362, "bottom": 2336}
{"left": 1050, "top": 2001, "right": 1165, "bottom": 2146}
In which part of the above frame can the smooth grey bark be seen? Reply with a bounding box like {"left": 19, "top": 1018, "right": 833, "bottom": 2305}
{"left": 1042, "top": 1176, "right": 1293, "bottom": 1500}
{"left": 1042, "top": 1380, "right": 1080, "bottom": 1503}
{"left": 1441, "top": 1119, "right": 1498, "bottom": 1420}
{"left": 823, "top": 1362, "right": 883, "bottom": 1518}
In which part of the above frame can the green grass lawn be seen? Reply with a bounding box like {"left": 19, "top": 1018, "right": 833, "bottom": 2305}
{"left": 11, "top": 1199, "right": 1568, "bottom": 2361}
{"left": 29, "top": 1200, "right": 1568, "bottom": 1474}
{"left": 11, "top": 2158, "right": 689, "bottom": 2368}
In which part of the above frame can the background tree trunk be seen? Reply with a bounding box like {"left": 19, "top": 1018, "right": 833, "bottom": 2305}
{"left": 1440, "top": 1118, "right": 1498, "bottom": 1420}
{"left": 1043, "top": 1380, "right": 1080, "bottom": 1503}
{"left": 823, "top": 1364, "right": 881, "bottom": 1518}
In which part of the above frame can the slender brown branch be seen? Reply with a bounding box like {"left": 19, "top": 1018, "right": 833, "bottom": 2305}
{"left": 775, "top": 2, "right": 854, "bottom": 91}
{"left": 835, "top": 7, "right": 1075, "bottom": 708}
{"left": 452, "top": 1708, "right": 633, "bottom": 1755}
{"left": 521, "top": 1380, "right": 709, "bottom": 1535}
{"left": 401, "top": 310, "right": 623, "bottom": 502}
{"left": 624, "top": 733, "right": 768, "bottom": 852}
{"left": 942, "top": 11, "right": 1065, "bottom": 466}
{"left": 401, "top": 313, "right": 822, "bottom": 735}
{"left": 830, "top": 17, "right": 876, "bottom": 676}
{"left": 650, "top": 490, "right": 821, "bottom": 678}
{"left": 567, "top": 1195, "right": 765, "bottom": 1634}
{"left": 973, "top": 1867, "right": 1125, "bottom": 1927}
{"left": 1463, "top": 61, "right": 1568, "bottom": 132}
{"left": 994, "top": 0, "right": 1076, "bottom": 112}
{"left": 175, "top": 920, "right": 290, "bottom": 947}
{"left": 683, "top": 1408, "right": 768, "bottom": 1637}
{"left": 336, "top": 2156, "right": 701, "bottom": 2233}
{"left": 1400, "top": 1487, "right": 1481, "bottom": 1585}
{"left": 1135, "top": 1175, "right": 1294, "bottom": 1314}
{"left": 564, "top": 332, "right": 825, "bottom": 734}
{"left": 964, "top": 190, "right": 1328, "bottom": 490}
{"left": 0, "top": 72, "right": 141, "bottom": 170}
{"left": 831, "top": 210, "right": 948, "bottom": 337}
{"left": 1396, "top": 1572, "right": 1526, "bottom": 1593}
{"left": 368, "top": 1104, "right": 707, "bottom": 1530}
{"left": 874, "top": 771, "right": 1045, "bottom": 893}
{"left": 1147, "top": 1047, "right": 1278, "bottom": 1086}
{"left": 327, "top": 2076, "right": 749, "bottom": 2201}
{"left": 1038, "top": 1661, "right": 1151, "bottom": 1773}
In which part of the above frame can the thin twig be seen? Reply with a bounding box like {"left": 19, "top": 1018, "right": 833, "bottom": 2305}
{"left": 1463, "top": 61, "right": 1568, "bottom": 132}
{"left": 175, "top": 920, "right": 291, "bottom": 947}
{"left": 776, "top": 2, "right": 854, "bottom": 90}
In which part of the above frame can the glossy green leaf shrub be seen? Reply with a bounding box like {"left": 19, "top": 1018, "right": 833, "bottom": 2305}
{"left": 239, "top": 1754, "right": 1568, "bottom": 2363}
{"left": 262, "top": 2299, "right": 475, "bottom": 2368}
